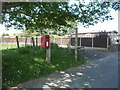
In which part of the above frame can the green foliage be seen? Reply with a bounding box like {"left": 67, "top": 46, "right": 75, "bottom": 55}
{"left": 22, "top": 30, "right": 32, "bottom": 35}
{"left": 50, "top": 35, "right": 61, "bottom": 38}
{"left": 17, "top": 33, "right": 24, "bottom": 37}
{"left": 2, "top": 43, "right": 87, "bottom": 88}
{"left": 0, "top": 43, "right": 24, "bottom": 50}
{"left": 112, "top": 1, "right": 120, "bottom": 11}
{"left": 2, "top": 2, "right": 117, "bottom": 33}
{"left": 31, "top": 32, "right": 39, "bottom": 36}
{"left": 19, "top": 47, "right": 30, "bottom": 54}
{"left": 2, "top": 33, "right": 9, "bottom": 36}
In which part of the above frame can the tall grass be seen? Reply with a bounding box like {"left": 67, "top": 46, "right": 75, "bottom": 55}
{"left": 2, "top": 43, "right": 87, "bottom": 88}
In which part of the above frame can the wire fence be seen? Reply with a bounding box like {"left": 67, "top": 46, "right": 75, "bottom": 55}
{"left": 0, "top": 36, "right": 112, "bottom": 50}
{"left": 0, "top": 37, "right": 70, "bottom": 50}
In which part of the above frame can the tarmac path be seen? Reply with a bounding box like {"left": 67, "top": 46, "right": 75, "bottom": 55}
{"left": 17, "top": 51, "right": 119, "bottom": 88}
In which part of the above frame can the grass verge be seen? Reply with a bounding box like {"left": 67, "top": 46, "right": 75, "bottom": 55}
{"left": 2, "top": 43, "right": 87, "bottom": 88}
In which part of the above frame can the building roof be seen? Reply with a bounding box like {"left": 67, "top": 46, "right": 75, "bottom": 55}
{"left": 72, "top": 31, "right": 118, "bottom": 35}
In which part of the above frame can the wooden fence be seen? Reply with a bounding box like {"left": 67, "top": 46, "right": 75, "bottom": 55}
{"left": 71, "top": 37, "right": 111, "bottom": 48}
{"left": 0, "top": 37, "right": 111, "bottom": 48}
{"left": 0, "top": 37, "right": 70, "bottom": 46}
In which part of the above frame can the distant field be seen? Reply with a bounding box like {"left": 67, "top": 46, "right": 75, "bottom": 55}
{"left": 0, "top": 43, "right": 24, "bottom": 50}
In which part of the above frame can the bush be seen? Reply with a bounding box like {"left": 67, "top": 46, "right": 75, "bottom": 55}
{"left": 2, "top": 33, "right": 9, "bottom": 36}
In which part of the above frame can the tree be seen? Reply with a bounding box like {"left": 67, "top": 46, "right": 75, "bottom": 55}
{"left": 2, "top": 2, "right": 77, "bottom": 30}
{"left": 111, "top": 1, "right": 120, "bottom": 11}
{"left": 31, "top": 32, "right": 39, "bottom": 36}
{"left": 1, "top": 1, "right": 119, "bottom": 33}
{"left": 2, "top": 33, "right": 9, "bottom": 36}
{"left": 96, "top": 31, "right": 109, "bottom": 38}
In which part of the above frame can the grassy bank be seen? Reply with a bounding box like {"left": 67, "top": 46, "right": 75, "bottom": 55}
{"left": 2, "top": 43, "right": 87, "bottom": 88}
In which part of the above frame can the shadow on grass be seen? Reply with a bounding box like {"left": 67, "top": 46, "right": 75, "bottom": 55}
{"left": 2, "top": 44, "right": 87, "bottom": 88}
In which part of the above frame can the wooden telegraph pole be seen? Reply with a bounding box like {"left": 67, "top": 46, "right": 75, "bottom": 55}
{"left": 75, "top": 27, "right": 78, "bottom": 60}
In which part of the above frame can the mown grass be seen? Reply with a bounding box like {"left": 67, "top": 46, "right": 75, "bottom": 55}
{"left": 2, "top": 43, "right": 87, "bottom": 88}
{"left": 0, "top": 43, "right": 24, "bottom": 50}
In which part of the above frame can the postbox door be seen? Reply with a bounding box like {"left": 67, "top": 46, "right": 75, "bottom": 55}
{"left": 45, "top": 35, "right": 50, "bottom": 48}
{"left": 40, "top": 35, "right": 50, "bottom": 48}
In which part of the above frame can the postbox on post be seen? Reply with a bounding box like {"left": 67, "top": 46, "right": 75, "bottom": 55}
{"left": 40, "top": 35, "right": 50, "bottom": 49}
{"left": 40, "top": 35, "right": 51, "bottom": 64}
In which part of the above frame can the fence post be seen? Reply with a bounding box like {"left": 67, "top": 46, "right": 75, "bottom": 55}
{"left": 31, "top": 37, "right": 35, "bottom": 51}
{"left": 16, "top": 36, "right": 19, "bottom": 50}
{"left": 80, "top": 38, "right": 81, "bottom": 47}
{"left": 25, "top": 38, "right": 27, "bottom": 47}
{"left": 92, "top": 37, "right": 94, "bottom": 48}
{"left": 70, "top": 37, "right": 71, "bottom": 48}
{"left": 75, "top": 27, "right": 78, "bottom": 60}
{"left": 107, "top": 37, "right": 109, "bottom": 50}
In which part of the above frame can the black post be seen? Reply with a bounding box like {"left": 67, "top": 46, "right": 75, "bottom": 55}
{"left": 16, "top": 36, "right": 19, "bottom": 50}
{"left": 31, "top": 37, "right": 35, "bottom": 51}
{"left": 25, "top": 37, "right": 27, "bottom": 47}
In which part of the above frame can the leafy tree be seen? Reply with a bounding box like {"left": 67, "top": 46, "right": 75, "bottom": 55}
{"left": 96, "top": 31, "right": 109, "bottom": 38}
{"left": 1, "top": 1, "right": 119, "bottom": 34}
{"left": 112, "top": 30, "right": 118, "bottom": 34}
{"left": 2, "top": 33, "right": 9, "bottom": 36}
{"left": 31, "top": 32, "right": 39, "bottom": 36}
{"left": 22, "top": 30, "right": 31, "bottom": 35}
{"left": 111, "top": 1, "right": 120, "bottom": 11}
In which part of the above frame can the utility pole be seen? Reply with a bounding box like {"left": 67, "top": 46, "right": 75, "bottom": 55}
{"left": 75, "top": 27, "right": 78, "bottom": 60}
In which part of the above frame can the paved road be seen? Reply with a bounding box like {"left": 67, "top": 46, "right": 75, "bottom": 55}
{"left": 118, "top": 52, "right": 120, "bottom": 88}
{"left": 18, "top": 51, "right": 119, "bottom": 88}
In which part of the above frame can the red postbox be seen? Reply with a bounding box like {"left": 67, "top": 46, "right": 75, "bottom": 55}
{"left": 40, "top": 35, "right": 50, "bottom": 49}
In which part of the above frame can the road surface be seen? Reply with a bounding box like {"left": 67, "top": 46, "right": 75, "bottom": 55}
{"left": 17, "top": 51, "right": 119, "bottom": 88}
